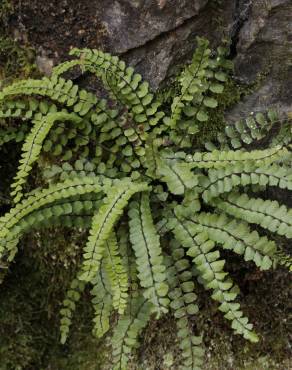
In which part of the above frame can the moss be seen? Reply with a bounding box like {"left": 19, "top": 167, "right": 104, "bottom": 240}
{"left": 0, "top": 1, "right": 36, "bottom": 83}
{"left": 0, "top": 229, "right": 107, "bottom": 370}
{"left": 0, "top": 36, "right": 36, "bottom": 83}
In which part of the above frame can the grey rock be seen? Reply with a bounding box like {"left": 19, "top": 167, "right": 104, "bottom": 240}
{"left": 9, "top": 0, "right": 292, "bottom": 116}
{"left": 230, "top": 0, "right": 292, "bottom": 119}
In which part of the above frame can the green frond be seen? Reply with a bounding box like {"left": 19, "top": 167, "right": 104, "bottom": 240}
{"left": 167, "top": 243, "right": 204, "bottom": 370}
{"left": 214, "top": 193, "right": 292, "bottom": 239}
{"left": 91, "top": 267, "right": 113, "bottom": 338}
{"left": 60, "top": 275, "right": 86, "bottom": 344}
{"left": 111, "top": 297, "right": 152, "bottom": 370}
{"left": 167, "top": 212, "right": 259, "bottom": 343}
{"left": 79, "top": 180, "right": 149, "bottom": 282}
{"left": 165, "top": 37, "right": 231, "bottom": 147}
{"left": 128, "top": 193, "right": 169, "bottom": 314}
{"left": 0, "top": 98, "right": 53, "bottom": 120}
{"left": 207, "top": 110, "right": 278, "bottom": 150}
{"left": 11, "top": 111, "right": 82, "bottom": 202}
{"left": 158, "top": 159, "right": 199, "bottom": 195}
{"left": 0, "top": 176, "right": 104, "bottom": 259}
{"left": 183, "top": 144, "right": 289, "bottom": 169}
{"left": 185, "top": 212, "right": 276, "bottom": 270}
{"left": 104, "top": 231, "right": 129, "bottom": 314}
{"left": 51, "top": 59, "right": 81, "bottom": 77}
{"left": 117, "top": 225, "right": 139, "bottom": 292}
{"left": 0, "top": 124, "right": 27, "bottom": 146}
{"left": 200, "top": 163, "right": 291, "bottom": 202}
{"left": 70, "top": 48, "right": 164, "bottom": 128}
{"left": 0, "top": 76, "right": 98, "bottom": 116}
{"left": 274, "top": 249, "right": 292, "bottom": 272}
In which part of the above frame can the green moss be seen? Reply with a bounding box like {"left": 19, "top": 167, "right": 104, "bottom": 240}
{"left": 0, "top": 229, "right": 107, "bottom": 370}
{"left": 0, "top": 37, "right": 36, "bottom": 83}
{"left": 0, "top": 1, "right": 36, "bottom": 83}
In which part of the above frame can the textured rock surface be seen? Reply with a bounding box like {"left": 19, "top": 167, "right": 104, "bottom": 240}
{"left": 229, "top": 0, "right": 292, "bottom": 119}
{"left": 9, "top": 0, "right": 292, "bottom": 115}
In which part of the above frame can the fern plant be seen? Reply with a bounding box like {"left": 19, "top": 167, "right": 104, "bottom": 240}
{"left": 0, "top": 37, "right": 291, "bottom": 369}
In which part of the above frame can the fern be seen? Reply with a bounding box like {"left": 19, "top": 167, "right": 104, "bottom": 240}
{"left": 0, "top": 36, "right": 291, "bottom": 369}
{"left": 103, "top": 231, "right": 128, "bottom": 314}
{"left": 90, "top": 267, "right": 113, "bottom": 339}
{"left": 11, "top": 111, "right": 82, "bottom": 202}
{"left": 79, "top": 180, "right": 149, "bottom": 282}
{"left": 111, "top": 297, "right": 152, "bottom": 370}
{"left": 60, "top": 275, "right": 86, "bottom": 344}
{"left": 128, "top": 193, "right": 169, "bottom": 315}
{"left": 166, "top": 242, "right": 204, "bottom": 369}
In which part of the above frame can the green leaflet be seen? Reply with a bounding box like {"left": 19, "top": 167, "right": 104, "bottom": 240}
{"left": 129, "top": 193, "right": 169, "bottom": 314}
{"left": 111, "top": 296, "right": 152, "bottom": 370}
{"left": 79, "top": 180, "right": 149, "bottom": 282}
{"left": 11, "top": 111, "right": 82, "bottom": 203}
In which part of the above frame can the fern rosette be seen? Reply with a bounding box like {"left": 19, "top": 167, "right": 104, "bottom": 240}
{"left": 0, "top": 36, "right": 291, "bottom": 369}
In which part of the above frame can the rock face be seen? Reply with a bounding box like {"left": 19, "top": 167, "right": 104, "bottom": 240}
{"left": 9, "top": 0, "right": 292, "bottom": 118}
{"left": 229, "top": 0, "right": 292, "bottom": 119}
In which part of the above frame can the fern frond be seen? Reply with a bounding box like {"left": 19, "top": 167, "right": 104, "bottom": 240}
{"left": 167, "top": 243, "right": 204, "bottom": 369}
{"left": 128, "top": 193, "right": 169, "bottom": 314}
{"left": 60, "top": 275, "right": 86, "bottom": 344}
{"left": 118, "top": 225, "right": 139, "bottom": 293}
{"left": 0, "top": 177, "right": 104, "bottom": 258}
{"left": 79, "top": 180, "right": 149, "bottom": 282}
{"left": 11, "top": 111, "right": 82, "bottom": 202}
{"left": 0, "top": 124, "right": 27, "bottom": 146}
{"left": 0, "top": 76, "right": 98, "bottom": 116}
{"left": 104, "top": 231, "right": 128, "bottom": 314}
{"left": 51, "top": 60, "right": 81, "bottom": 77}
{"left": 70, "top": 48, "right": 164, "bottom": 128}
{"left": 274, "top": 249, "right": 292, "bottom": 272}
{"left": 181, "top": 144, "right": 289, "bottom": 169}
{"left": 158, "top": 159, "right": 199, "bottom": 195}
{"left": 168, "top": 212, "right": 259, "bottom": 343}
{"left": 214, "top": 193, "right": 292, "bottom": 239}
{"left": 168, "top": 37, "right": 211, "bottom": 130}
{"left": 111, "top": 297, "right": 152, "bottom": 370}
{"left": 185, "top": 212, "right": 276, "bottom": 270}
{"left": 207, "top": 110, "right": 278, "bottom": 150}
{"left": 0, "top": 98, "right": 53, "bottom": 120}
{"left": 91, "top": 267, "right": 113, "bottom": 338}
{"left": 165, "top": 38, "right": 231, "bottom": 147}
{"left": 200, "top": 163, "right": 291, "bottom": 202}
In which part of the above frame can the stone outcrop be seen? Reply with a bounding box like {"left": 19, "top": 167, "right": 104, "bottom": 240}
{"left": 10, "top": 0, "right": 292, "bottom": 118}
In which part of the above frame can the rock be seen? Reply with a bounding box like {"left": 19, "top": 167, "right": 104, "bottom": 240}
{"left": 229, "top": 0, "right": 292, "bottom": 120}
{"left": 36, "top": 55, "right": 54, "bottom": 76}
{"left": 8, "top": 0, "right": 292, "bottom": 114}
